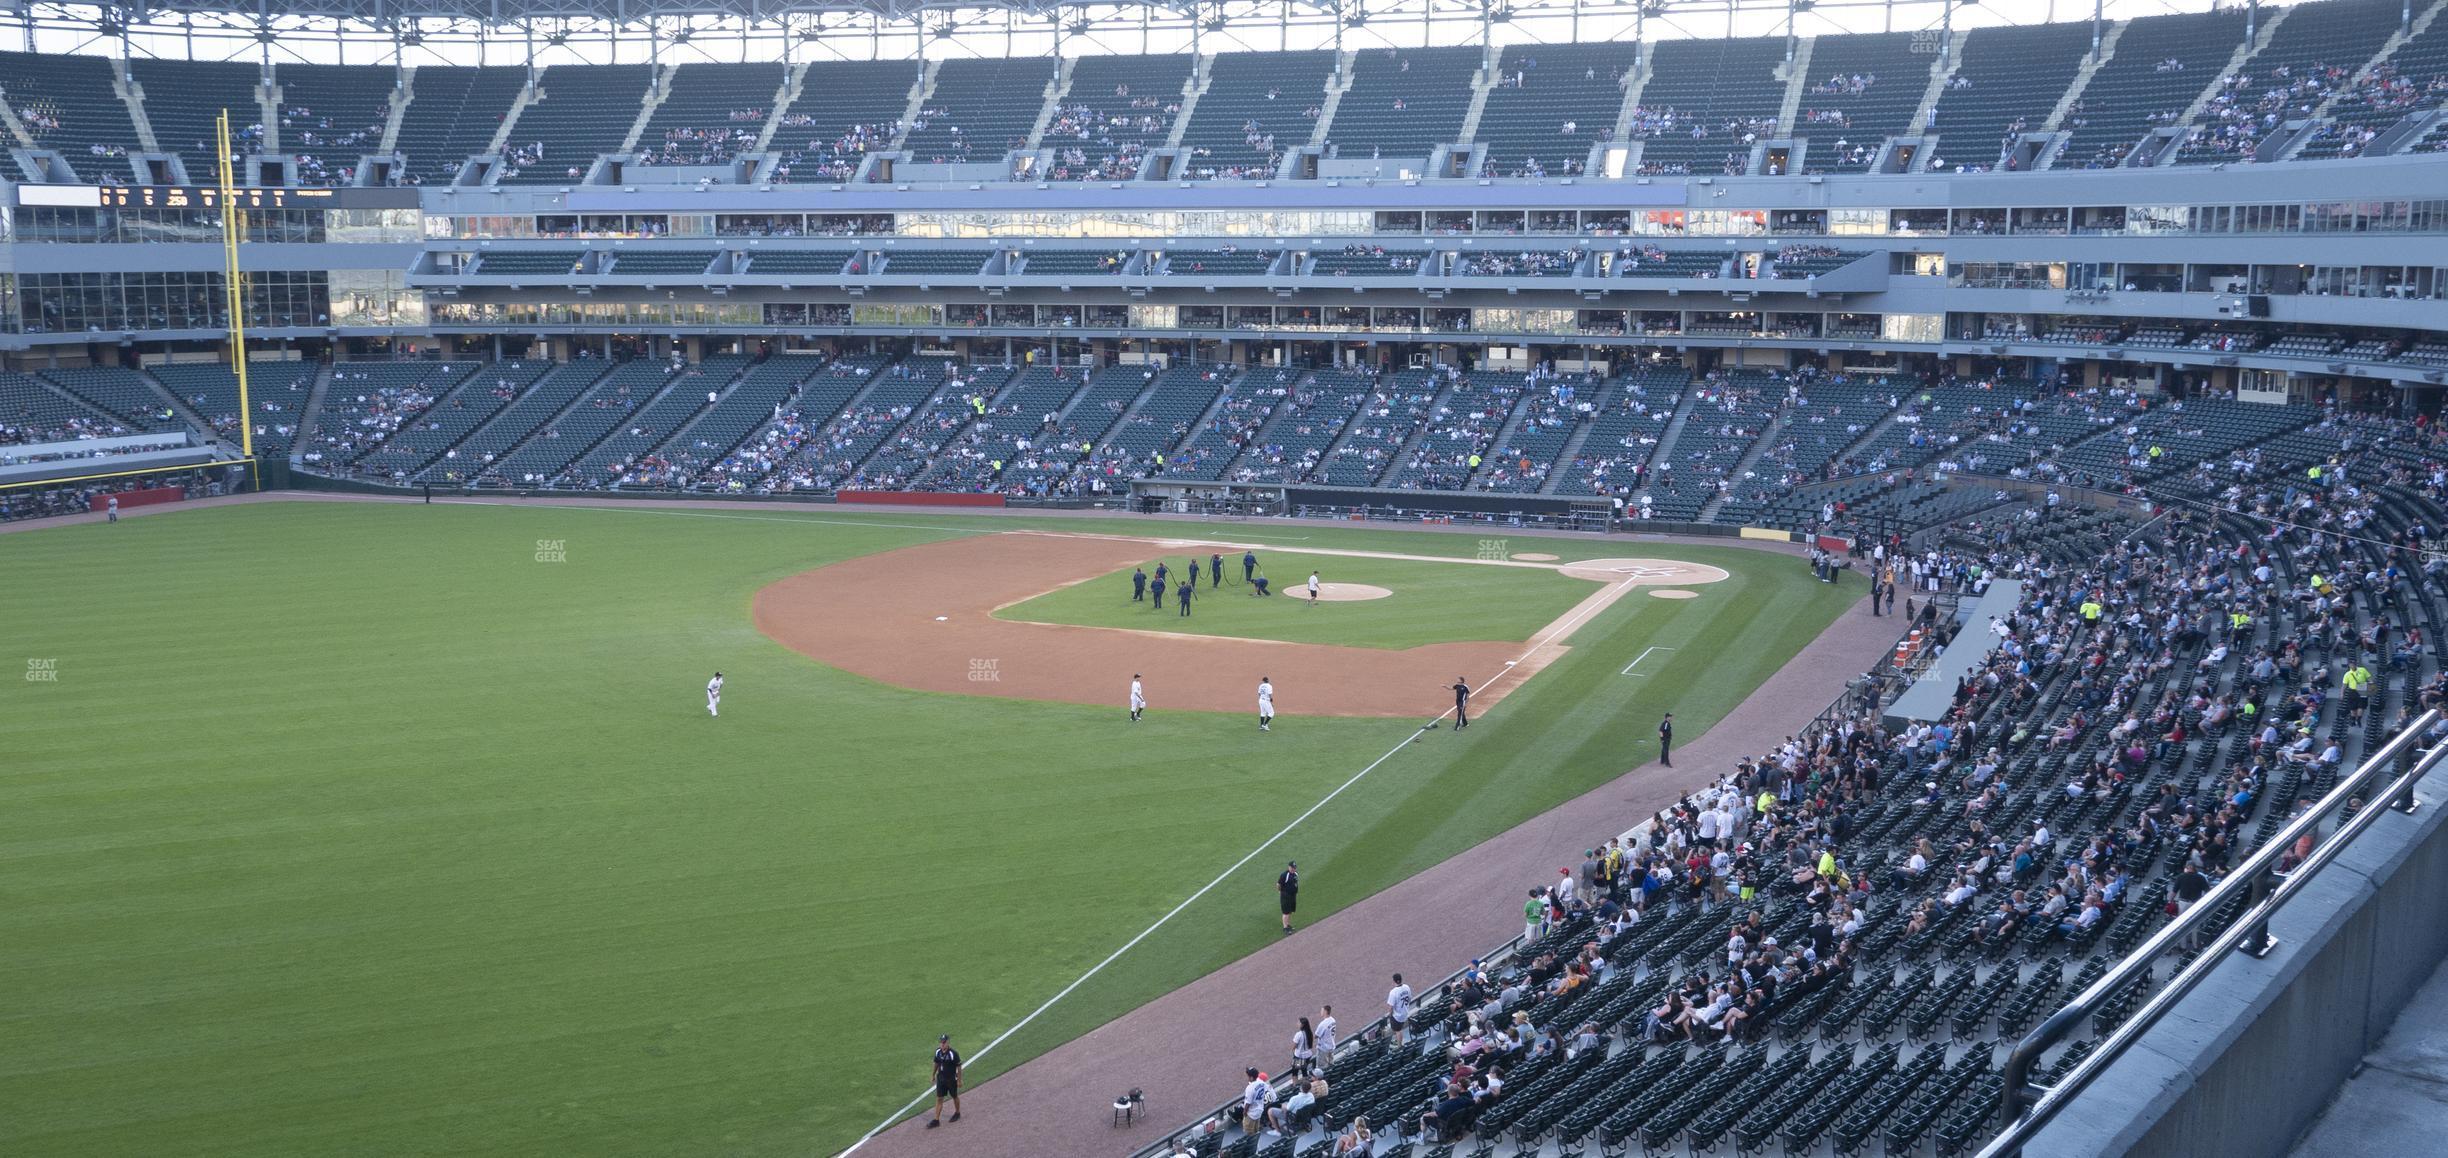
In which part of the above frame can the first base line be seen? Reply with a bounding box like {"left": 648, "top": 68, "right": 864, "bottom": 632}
{"left": 834, "top": 574, "right": 1638, "bottom": 1158}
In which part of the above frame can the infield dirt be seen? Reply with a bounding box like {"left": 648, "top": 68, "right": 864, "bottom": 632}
{"left": 753, "top": 532, "right": 1670, "bottom": 716}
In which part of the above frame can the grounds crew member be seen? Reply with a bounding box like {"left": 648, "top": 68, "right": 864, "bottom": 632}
{"left": 2344, "top": 660, "right": 2375, "bottom": 722}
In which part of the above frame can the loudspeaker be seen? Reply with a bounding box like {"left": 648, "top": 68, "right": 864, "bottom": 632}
{"left": 2247, "top": 295, "right": 2271, "bottom": 318}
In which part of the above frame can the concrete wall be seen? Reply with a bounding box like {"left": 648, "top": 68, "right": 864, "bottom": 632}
{"left": 2025, "top": 753, "right": 2448, "bottom": 1158}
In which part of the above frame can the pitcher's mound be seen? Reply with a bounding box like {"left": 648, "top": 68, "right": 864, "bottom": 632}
{"left": 1307, "top": 583, "right": 1393, "bottom": 602}
{"left": 1558, "top": 558, "right": 1732, "bottom": 586}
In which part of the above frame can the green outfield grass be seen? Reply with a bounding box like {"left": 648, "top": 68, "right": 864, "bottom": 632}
{"left": 996, "top": 550, "right": 1600, "bottom": 648}
{"left": 0, "top": 501, "right": 1863, "bottom": 1158}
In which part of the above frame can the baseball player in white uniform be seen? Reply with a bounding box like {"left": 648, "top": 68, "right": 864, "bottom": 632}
{"left": 706, "top": 672, "right": 724, "bottom": 717}
{"left": 1258, "top": 676, "right": 1275, "bottom": 731}
{"left": 1130, "top": 674, "right": 1146, "bottom": 722}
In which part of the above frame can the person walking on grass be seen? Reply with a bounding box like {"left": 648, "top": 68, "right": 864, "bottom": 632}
{"left": 1259, "top": 676, "right": 1276, "bottom": 732}
{"left": 1279, "top": 860, "right": 1300, "bottom": 934}
{"left": 927, "top": 1034, "right": 963, "bottom": 1128}
{"left": 1308, "top": 570, "right": 1322, "bottom": 607}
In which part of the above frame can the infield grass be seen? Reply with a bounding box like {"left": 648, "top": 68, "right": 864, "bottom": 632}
{"left": 0, "top": 500, "right": 1863, "bottom": 1158}
{"left": 995, "top": 550, "right": 1599, "bottom": 648}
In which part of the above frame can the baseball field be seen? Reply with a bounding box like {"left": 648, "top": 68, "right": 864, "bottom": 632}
{"left": 1, "top": 498, "right": 1864, "bottom": 1157}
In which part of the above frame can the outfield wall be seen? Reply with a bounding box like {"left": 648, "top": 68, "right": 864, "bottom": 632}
{"left": 2023, "top": 750, "right": 2448, "bottom": 1158}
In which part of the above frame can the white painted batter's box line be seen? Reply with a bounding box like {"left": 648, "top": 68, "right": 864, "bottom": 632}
{"left": 1622, "top": 646, "right": 1678, "bottom": 676}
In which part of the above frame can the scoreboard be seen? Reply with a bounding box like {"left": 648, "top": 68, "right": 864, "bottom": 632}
{"left": 98, "top": 185, "right": 337, "bottom": 209}
{"left": 17, "top": 184, "right": 420, "bottom": 210}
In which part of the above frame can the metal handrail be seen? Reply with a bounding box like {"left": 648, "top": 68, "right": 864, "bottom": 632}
{"left": 1979, "top": 709, "right": 2446, "bottom": 1158}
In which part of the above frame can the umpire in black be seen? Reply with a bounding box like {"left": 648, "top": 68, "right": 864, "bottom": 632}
{"left": 1278, "top": 860, "right": 1300, "bottom": 934}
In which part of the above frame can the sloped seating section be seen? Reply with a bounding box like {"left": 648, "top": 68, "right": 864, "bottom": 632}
{"left": 1647, "top": 371, "right": 1781, "bottom": 519}
{"left": 607, "top": 250, "right": 718, "bottom": 276}
{"left": 309, "top": 361, "right": 478, "bottom": 468}
{"left": 1629, "top": 37, "right": 1786, "bottom": 175}
{"left": 498, "top": 64, "right": 656, "bottom": 183}
{"left": 1152, "top": 428, "right": 2445, "bottom": 1158}
{"left": 1174, "top": 50, "right": 1336, "bottom": 180}
{"left": 902, "top": 57, "right": 1053, "bottom": 164}
{"left": 358, "top": 359, "right": 553, "bottom": 481}
{"left": 638, "top": 62, "right": 784, "bottom": 165}
{"left": 392, "top": 65, "right": 527, "bottom": 182}
{"left": 1000, "top": 364, "right": 1146, "bottom": 494}
{"left": 482, "top": 359, "right": 684, "bottom": 484}
{"left": 685, "top": 355, "right": 878, "bottom": 491}
{"left": 1453, "top": 249, "right": 1584, "bottom": 278}
{"left": 1794, "top": 32, "right": 1932, "bottom": 173}
{"left": 1159, "top": 248, "right": 1275, "bottom": 276}
{"left": 1225, "top": 369, "right": 1372, "bottom": 484}
{"left": 1324, "top": 46, "right": 1481, "bottom": 161}
{"left": 1475, "top": 42, "right": 1636, "bottom": 178}
{"left": 131, "top": 58, "right": 262, "bottom": 164}
{"left": 1157, "top": 368, "right": 1298, "bottom": 482}
{"left": 1310, "top": 247, "right": 1426, "bottom": 277}
{"left": 1718, "top": 373, "right": 1903, "bottom": 521}
{"left": 1041, "top": 53, "right": 1191, "bottom": 181}
{"left": 1318, "top": 370, "right": 1440, "bottom": 486}
{"left": 40, "top": 368, "right": 181, "bottom": 431}
{"left": 1480, "top": 376, "right": 1604, "bottom": 493}
{"left": 475, "top": 250, "right": 587, "bottom": 276}
{"left": 1937, "top": 22, "right": 2095, "bottom": 171}
{"left": 0, "top": 50, "right": 144, "bottom": 180}
{"left": 929, "top": 365, "right": 1091, "bottom": 489}
{"left": 1018, "top": 249, "right": 1131, "bottom": 275}
{"left": 1612, "top": 248, "right": 1724, "bottom": 278}
{"left": 0, "top": 372, "right": 122, "bottom": 443}
{"left": 150, "top": 360, "right": 318, "bottom": 452}
{"left": 429, "top": 360, "right": 613, "bottom": 480}
{"left": 745, "top": 250, "right": 851, "bottom": 275}
{"left": 2177, "top": 0, "right": 2403, "bottom": 164}
{"left": 1554, "top": 369, "right": 1684, "bottom": 498}
{"left": 2297, "top": 13, "right": 2448, "bottom": 160}
{"left": 763, "top": 357, "right": 940, "bottom": 491}
{"left": 2060, "top": 10, "right": 2250, "bottom": 170}
{"left": 1761, "top": 246, "right": 1863, "bottom": 278}
{"left": 1383, "top": 370, "right": 1529, "bottom": 489}
{"left": 275, "top": 64, "right": 394, "bottom": 185}
{"left": 877, "top": 249, "right": 993, "bottom": 276}
{"left": 1094, "top": 363, "right": 1230, "bottom": 476}
{"left": 771, "top": 60, "right": 915, "bottom": 183}
{"left": 859, "top": 363, "right": 1020, "bottom": 488}
{"left": 565, "top": 356, "right": 747, "bottom": 488}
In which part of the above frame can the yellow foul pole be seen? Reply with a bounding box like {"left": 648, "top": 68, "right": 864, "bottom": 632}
{"left": 216, "top": 109, "right": 255, "bottom": 470}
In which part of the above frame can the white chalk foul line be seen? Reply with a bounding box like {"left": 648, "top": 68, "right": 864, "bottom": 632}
{"left": 835, "top": 574, "right": 1638, "bottom": 1157}
{"left": 1621, "top": 646, "right": 1679, "bottom": 676}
